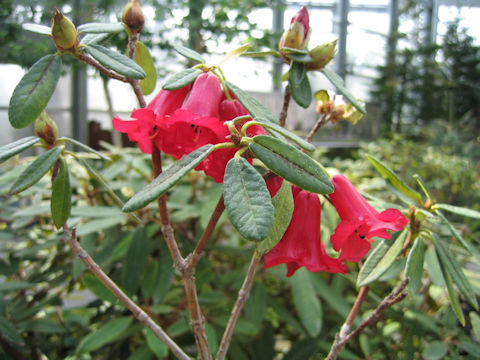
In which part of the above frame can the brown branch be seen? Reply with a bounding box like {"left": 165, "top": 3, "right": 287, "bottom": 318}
{"left": 61, "top": 224, "right": 191, "bottom": 360}
{"left": 305, "top": 113, "right": 330, "bottom": 143}
{"left": 325, "top": 278, "right": 409, "bottom": 360}
{"left": 279, "top": 85, "right": 291, "bottom": 127}
{"left": 338, "top": 286, "right": 369, "bottom": 339}
{"left": 216, "top": 250, "right": 262, "bottom": 360}
{"left": 126, "top": 32, "right": 147, "bottom": 108}
{"left": 77, "top": 52, "right": 130, "bottom": 83}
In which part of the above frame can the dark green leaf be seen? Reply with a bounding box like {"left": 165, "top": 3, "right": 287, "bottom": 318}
{"left": 310, "top": 275, "right": 352, "bottom": 320}
{"left": 0, "top": 316, "right": 24, "bottom": 346}
{"left": 60, "top": 137, "right": 111, "bottom": 161}
{"left": 123, "top": 144, "right": 214, "bottom": 212}
{"left": 9, "top": 147, "right": 62, "bottom": 195}
{"left": 51, "top": 158, "right": 71, "bottom": 229}
{"left": 84, "top": 44, "right": 145, "bottom": 79}
{"left": 321, "top": 67, "right": 367, "bottom": 114}
{"left": 173, "top": 44, "right": 205, "bottom": 63}
{"left": 439, "top": 259, "right": 465, "bottom": 325}
{"left": 289, "top": 61, "right": 306, "bottom": 86}
{"left": 162, "top": 68, "right": 202, "bottom": 90}
{"left": 459, "top": 342, "right": 480, "bottom": 357}
{"left": 145, "top": 328, "right": 168, "bottom": 357}
{"left": 77, "top": 22, "right": 124, "bottom": 34}
{"left": 436, "top": 211, "right": 472, "bottom": 254}
{"left": 423, "top": 341, "right": 448, "bottom": 360}
{"left": 135, "top": 41, "right": 157, "bottom": 95}
{"left": 289, "top": 62, "right": 312, "bottom": 108}
{"left": 435, "top": 203, "right": 480, "bottom": 219}
{"left": 366, "top": 154, "right": 423, "bottom": 204}
{"left": 141, "top": 261, "right": 159, "bottom": 299}
{"left": 0, "top": 136, "right": 40, "bottom": 163}
{"left": 22, "top": 23, "right": 51, "bottom": 35}
{"left": 433, "top": 235, "right": 478, "bottom": 310}
{"left": 226, "top": 82, "right": 278, "bottom": 124}
{"left": 152, "top": 246, "right": 174, "bottom": 304}
{"left": 9, "top": 55, "right": 62, "bottom": 128}
{"left": 257, "top": 181, "right": 294, "bottom": 253}
{"left": 288, "top": 268, "right": 322, "bottom": 337}
{"left": 0, "top": 281, "right": 32, "bottom": 292}
{"left": 223, "top": 157, "right": 274, "bottom": 241}
{"left": 246, "top": 282, "right": 266, "bottom": 331}
{"left": 76, "top": 216, "right": 125, "bottom": 237}
{"left": 19, "top": 319, "right": 65, "bottom": 333}
{"left": 253, "top": 119, "right": 315, "bottom": 151}
{"left": 405, "top": 237, "right": 425, "bottom": 294}
{"left": 470, "top": 312, "right": 480, "bottom": 342}
{"left": 205, "top": 323, "right": 218, "bottom": 356}
{"left": 82, "top": 273, "right": 118, "bottom": 304}
{"left": 76, "top": 317, "right": 132, "bottom": 354}
{"left": 357, "top": 229, "right": 408, "bottom": 287}
{"left": 249, "top": 135, "right": 333, "bottom": 194}
{"left": 122, "top": 228, "right": 148, "bottom": 295}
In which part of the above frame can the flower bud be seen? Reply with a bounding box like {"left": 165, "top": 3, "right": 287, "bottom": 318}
{"left": 51, "top": 8, "right": 78, "bottom": 50}
{"left": 306, "top": 40, "right": 337, "bottom": 71}
{"left": 279, "top": 6, "right": 310, "bottom": 51}
{"left": 35, "top": 111, "right": 58, "bottom": 146}
{"left": 122, "top": 0, "right": 145, "bottom": 33}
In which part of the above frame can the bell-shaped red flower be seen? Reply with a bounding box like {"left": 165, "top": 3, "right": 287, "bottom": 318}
{"left": 264, "top": 183, "right": 347, "bottom": 277}
{"left": 329, "top": 175, "right": 409, "bottom": 262}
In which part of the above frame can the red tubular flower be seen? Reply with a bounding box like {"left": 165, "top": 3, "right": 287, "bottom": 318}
{"left": 329, "top": 175, "right": 409, "bottom": 262}
{"left": 264, "top": 183, "right": 347, "bottom": 277}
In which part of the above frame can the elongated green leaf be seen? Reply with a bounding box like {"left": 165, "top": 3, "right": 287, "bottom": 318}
{"left": 423, "top": 341, "right": 448, "bottom": 360}
{"left": 321, "top": 67, "right": 366, "bottom": 114}
{"left": 162, "top": 68, "right": 202, "bottom": 90}
{"left": 289, "top": 61, "right": 306, "bottom": 86}
{"left": 123, "top": 144, "right": 214, "bottom": 212}
{"left": 82, "top": 273, "right": 118, "bottom": 304}
{"left": 122, "top": 228, "right": 148, "bottom": 295}
{"left": 77, "top": 22, "right": 124, "bottom": 34}
{"left": 79, "top": 33, "right": 111, "bottom": 45}
{"left": 71, "top": 206, "right": 124, "bottom": 218}
{"left": 220, "top": 43, "right": 250, "bottom": 63}
{"left": 435, "top": 203, "right": 480, "bottom": 219}
{"left": 289, "top": 268, "right": 322, "bottom": 337}
{"left": 433, "top": 236, "right": 478, "bottom": 310}
{"left": 19, "top": 319, "right": 65, "bottom": 334}
{"left": 9, "top": 55, "right": 62, "bottom": 128}
{"left": 51, "top": 158, "right": 71, "bottom": 229}
{"left": 145, "top": 328, "right": 168, "bottom": 357}
{"left": 76, "top": 317, "right": 132, "bottom": 354}
{"left": 249, "top": 135, "right": 333, "bottom": 194}
{"left": 437, "top": 256, "right": 465, "bottom": 325}
{"left": 223, "top": 157, "right": 274, "bottom": 241}
{"left": 9, "top": 147, "right": 62, "bottom": 195}
{"left": 226, "top": 82, "right": 279, "bottom": 124}
{"left": 134, "top": 41, "right": 157, "bottom": 95}
{"left": 436, "top": 211, "right": 472, "bottom": 254}
{"left": 246, "top": 282, "right": 267, "bottom": 331}
{"left": 60, "top": 137, "right": 111, "bottom": 161}
{"left": 257, "top": 181, "right": 294, "bottom": 253}
{"left": 22, "top": 23, "right": 51, "bottom": 35}
{"left": 357, "top": 229, "right": 408, "bottom": 287}
{"left": 84, "top": 44, "right": 145, "bottom": 79}
{"left": 173, "top": 44, "right": 205, "bottom": 63}
{"left": 253, "top": 119, "right": 315, "bottom": 152}
{"left": 0, "top": 281, "right": 33, "bottom": 292}
{"left": 0, "top": 317, "right": 25, "bottom": 346}
{"left": 0, "top": 136, "right": 40, "bottom": 163}
{"left": 470, "top": 312, "right": 480, "bottom": 342}
{"left": 76, "top": 216, "right": 125, "bottom": 237}
{"left": 366, "top": 154, "right": 423, "bottom": 204}
{"left": 405, "top": 237, "right": 425, "bottom": 294}
{"left": 141, "top": 261, "right": 158, "bottom": 299}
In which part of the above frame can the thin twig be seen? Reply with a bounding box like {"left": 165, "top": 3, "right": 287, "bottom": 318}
{"left": 325, "top": 279, "right": 409, "bottom": 360}
{"left": 126, "top": 32, "right": 147, "bottom": 108}
{"left": 338, "top": 286, "right": 369, "bottom": 339}
{"left": 216, "top": 250, "right": 262, "bottom": 360}
{"left": 305, "top": 113, "right": 330, "bottom": 143}
{"left": 61, "top": 224, "right": 191, "bottom": 360}
{"left": 279, "top": 85, "right": 291, "bottom": 127}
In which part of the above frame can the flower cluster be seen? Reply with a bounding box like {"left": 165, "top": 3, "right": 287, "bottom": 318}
{"left": 113, "top": 72, "right": 265, "bottom": 182}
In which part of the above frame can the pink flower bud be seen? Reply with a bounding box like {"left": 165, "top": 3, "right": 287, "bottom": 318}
{"left": 278, "top": 6, "right": 310, "bottom": 51}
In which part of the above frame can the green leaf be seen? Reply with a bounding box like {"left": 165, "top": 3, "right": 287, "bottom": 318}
{"left": 249, "top": 135, "right": 333, "bottom": 194}
{"left": 9, "top": 55, "right": 62, "bottom": 129}
{"left": 288, "top": 61, "right": 312, "bottom": 108}
{"left": 366, "top": 154, "right": 423, "bottom": 204}
{"left": 19, "top": 319, "right": 65, "bottom": 333}
{"left": 205, "top": 323, "right": 218, "bottom": 356}
{"left": 152, "top": 246, "right": 174, "bottom": 304}
{"left": 145, "top": 328, "right": 168, "bottom": 357}
{"left": 134, "top": 41, "right": 157, "bottom": 95}
{"left": 51, "top": 158, "right": 71, "bottom": 229}
{"left": 0, "top": 316, "right": 24, "bottom": 346}
{"left": 75, "top": 216, "right": 125, "bottom": 237}
{"left": 321, "top": 67, "right": 367, "bottom": 114}
{"left": 246, "top": 282, "right": 267, "bottom": 331}
{"left": 141, "top": 261, "right": 158, "bottom": 299}
{"left": 289, "top": 268, "right": 322, "bottom": 337}
{"left": 173, "top": 44, "right": 205, "bottom": 63}
{"left": 221, "top": 43, "right": 250, "bottom": 63}
{"left": 0, "top": 281, "right": 33, "bottom": 292}
{"left": 60, "top": 137, "right": 111, "bottom": 161}
{"left": 22, "top": 23, "right": 51, "bottom": 35}
{"left": 76, "top": 317, "right": 132, "bottom": 354}
{"left": 405, "top": 237, "right": 425, "bottom": 294}
{"left": 423, "top": 341, "right": 448, "bottom": 360}
{"left": 440, "top": 262, "right": 466, "bottom": 325}
{"left": 71, "top": 206, "right": 124, "bottom": 218}
{"left": 0, "top": 136, "right": 40, "bottom": 163}
{"left": 470, "top": 312, "right": 480, "bottom": 342}
{"left": 357, "top": 229, "right": 408, "bottom": 287}
{"left": 279, "top": 47, "right": 309, "bottom": 55}
{"left": 435, "top": 203, "right": 480, "bottom": 219}
{"left": 162, "top": 68, "right": 202, "bottom": 91}
{"left": 9, "top": 147, "right": 62, "bottom": 195}
{"left": 436, "top": 211, "right": 472, "bottom": 254}
{"left": 226, "top": 82, "right": 279, "bottom": 124}
{"left": 84, "top": 44, "right": 146, "bottom": 79}
{"left": 82, "top": 273, "right": 118, "bottom": 304}
{"left": 123, "top": 144, "right": 214, "bottom": 212}
{"left": 253, "top": 119, "right": 315, "bottom": 152}
{"left": 79, "top": 33, "right": 111, "bottom": 45}
{"left": 433, "top": 235, "right": 478, "bottom": 310}
{"left": 257, "top": 181, "right": 294, "bottom": 253}
{"left": 77, "top": 22, "right": 124, "bottom": 34}
{"left": 223, "top": 157, "right": 274, "bottom": 241}
{"left": 122, "top": 228, "right": 148, "bottom": 295}
{"left": 288, "top": 53, "right": 313, "bottom": 63}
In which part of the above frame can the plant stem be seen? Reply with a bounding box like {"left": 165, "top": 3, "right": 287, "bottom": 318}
{"left": 61, "top": 224, "right": 191, "bottom": 360}
{"left": 126, "top": 32, "right": 146, "bottom": 108}
{"left": 338, "top": 286, "right": 369, "bottom": 339}
{"left": 216, "top": 250, "right": 262, "bottom": 360}
{"left": 325, "top": 279, "right": 409, "bottom": 360}
{"left": 279, "top": 85, "right": 291, "bottom": 127}
{"left": 77, "top": 52, "right": 130, "bottom": 83}
{"left": 305, "top": 113, "right": 329, "bottom": 143}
